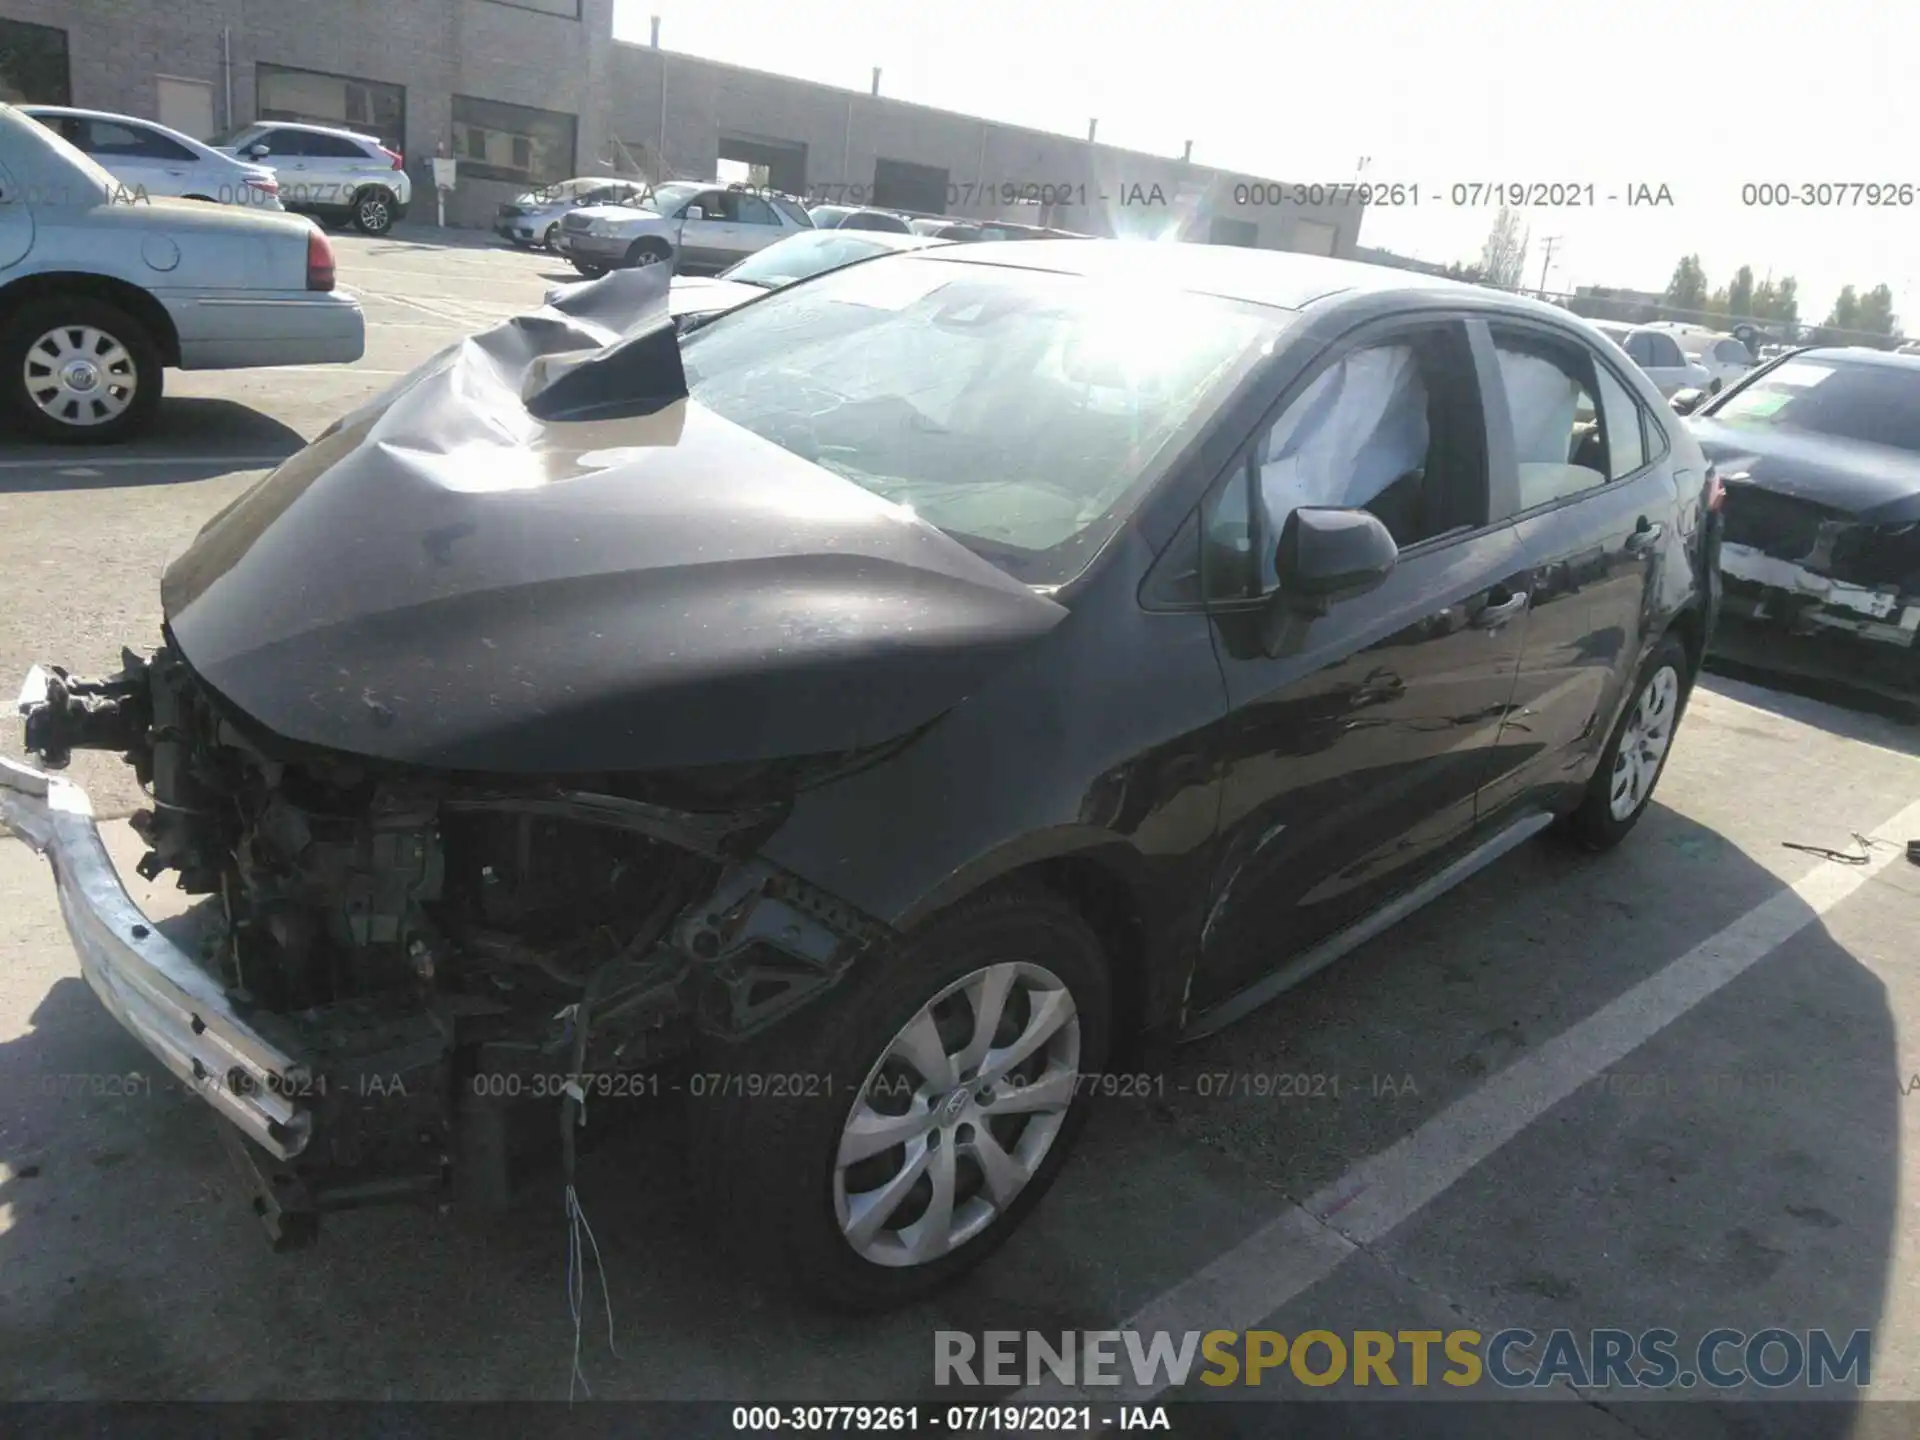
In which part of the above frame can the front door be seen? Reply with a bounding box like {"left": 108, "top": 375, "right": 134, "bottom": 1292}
{"left": 1187, "top": 317, "right": 1532, "bottom": 1019}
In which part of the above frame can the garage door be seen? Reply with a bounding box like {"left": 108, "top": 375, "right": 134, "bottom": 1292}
{"left": 156, "top": 75, "right": 215, "bottom": 141}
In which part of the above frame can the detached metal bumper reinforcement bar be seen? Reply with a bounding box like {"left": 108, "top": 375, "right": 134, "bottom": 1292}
{"left": 0, "top": 755, "right": 313, "bottom": 1160}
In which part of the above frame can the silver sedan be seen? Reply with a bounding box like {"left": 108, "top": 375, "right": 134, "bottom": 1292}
{"left": 0, "top": 102, "right": 364, "bottom": 443}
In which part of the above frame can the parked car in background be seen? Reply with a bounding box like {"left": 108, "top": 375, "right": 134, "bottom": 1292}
{"left": 665, "top": 228, "right": 948, "bottom": 332}
{"left": 212, "top": 120, "right": 409, "bottom": 236}
{"left": 907, "top": 216, "right": 987, "bottom": 240}
{"left": 807, "top": 204, "right": 913, "bottom": 232}
{"left": 5, "top": 241, "right": 1713, "bottom": 1310}
{"left": 18, "top": 105, "right": 282, "bottom": 210}
{"left": 555, "top": 181, "right": 811, "bottom": 277}
{"left": 1682, "top": 347, "right": 1920, "bottom": 692}
{"left": 1594, "top": 322, "right": 1713, "bottom": 397}
{"left": 1686, "top": 333, "right": 1757, "bottom": 393}
{"left": 0, "top": 103, "right": 364, "bottom": 443}
{"left": 494, "top": 177, "right": 652, "bottom": 251}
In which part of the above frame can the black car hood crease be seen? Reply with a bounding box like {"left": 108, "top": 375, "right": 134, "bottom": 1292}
{"left": 162, "top": 266, "right": 1069, "bottom": 774}
{"left": 1689, "top": 415, "right": 1920, "bottom": 523}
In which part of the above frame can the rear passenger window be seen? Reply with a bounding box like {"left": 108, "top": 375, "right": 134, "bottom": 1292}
{"left": 1594, "top": 366, "right": 1646, "bottom": 477}
{"left": 1491, "top": 332, "right": 1606, "bottom": 511}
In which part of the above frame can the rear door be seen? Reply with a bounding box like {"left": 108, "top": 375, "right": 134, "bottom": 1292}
{"left": 301, "top": 130, "right": 381, "bottom": 206}
{"left": 1474, "top": 320, "right": 1676, "bottom": 821}
{"left": 1184, "top": 315, "right": 1535, "bottom": 1022}
{"left": 728, "top": 192, "right": 790, "bottom": 257}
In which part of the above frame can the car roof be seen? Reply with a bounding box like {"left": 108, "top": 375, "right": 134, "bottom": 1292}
{"left": 245, "top": 119, "right": 380, "bottom": 143}
{"left": 911, "top": 239, "right": 1503, "bottom": 312}
{"left": 809, "top": 230, "right": 947, "bottom": 252}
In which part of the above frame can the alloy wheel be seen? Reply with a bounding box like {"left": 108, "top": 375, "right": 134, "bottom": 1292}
{"left": 358, "top": 196, "right": 391, "bottom": 233}
{"left": 23, "top": 325, "right": 137, "bottom": 429}
{"left": 834, "top": 961, "right": 1080, "bottom": 1267}
{"left": 1609, "top": 664, "right": 1680, "bottom": 821}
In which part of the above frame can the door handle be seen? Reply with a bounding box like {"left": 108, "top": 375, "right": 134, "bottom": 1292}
{"left": 1625, "top": 518, "right": 1666, "bottom": 554}
{"left": 1471, "top": 589, "right": 1529, "bottom": 629}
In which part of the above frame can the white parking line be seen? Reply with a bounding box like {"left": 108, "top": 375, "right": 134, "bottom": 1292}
{"left": 1018, "top": 794, "right": 1920, "bottom": 1405}
{"left": 0, "top": 454, "right": 291, "bottom": 470}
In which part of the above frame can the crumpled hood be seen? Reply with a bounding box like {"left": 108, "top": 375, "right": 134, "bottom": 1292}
{"left": 1688, "top": 416, "right": 1920, "bottom": 523}
{"left": 161, "top": 266, "right": 1067, "bottom": 775}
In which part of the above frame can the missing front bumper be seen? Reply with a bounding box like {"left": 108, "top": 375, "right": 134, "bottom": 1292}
{"left": 0, "top": 756, "right": 314, "bottom": 1160}
{"left": 1719, "top": 542, "right": 1920, "bottom": 647}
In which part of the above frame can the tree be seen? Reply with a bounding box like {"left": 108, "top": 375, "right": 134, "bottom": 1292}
{"left": 1856, "top": 283, "right": 1899, "bottom": 337}
{"left": 1664, "top": 254, "right": 1709, "bottom": 311}
{"left": 1750, "top": 275, "right": 1800, "bottom": 341}
{"left": 1477, "top": 208, "right": 1530, "bottom": 290}
{"left": 1443, "top": 259, "right": 1486, "bottom": 283}
{"left": 1726, "top": 265, "right": 1755, "bottom": 320}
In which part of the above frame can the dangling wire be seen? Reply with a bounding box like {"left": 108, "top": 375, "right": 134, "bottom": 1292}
{"left": 558, "top": 986, "right": 619, "bottom": 1401}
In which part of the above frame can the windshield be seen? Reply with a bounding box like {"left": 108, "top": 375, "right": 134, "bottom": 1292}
{"left": 644, "top": 182, "right": 703, "bottom": 215}
{"left": 529, "top": 177, "right": 606, "bottom": 202}
{"left": 1707, "top": 357, "right": 1920, "bottom": 455}
{"left": 208, "top": 122, "right": 266, "bottom": 149}
{"left": 721, "top": 231, "right": 906, "bottom": 289}
{"left": 681, "top": 255, "right": 1291, "bottom": 584}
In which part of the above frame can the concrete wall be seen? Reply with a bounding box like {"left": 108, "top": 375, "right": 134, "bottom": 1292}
{"left": 2, "top": 0, "right": 1365, "bottom": 250}
{"left": 610, "top": 42, "right": 1365, "bottom": 256}
{"left": 0, "top": 0, "right": 615, "bottom": 224}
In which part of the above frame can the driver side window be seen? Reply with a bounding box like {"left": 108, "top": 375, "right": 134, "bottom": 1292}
{"left": 1203, "top": 324, "right": 1485, "bottom": 600}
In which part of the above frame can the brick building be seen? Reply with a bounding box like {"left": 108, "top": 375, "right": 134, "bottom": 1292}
{"left": 0, "top": 1, "right": 1365, "bottom": 252}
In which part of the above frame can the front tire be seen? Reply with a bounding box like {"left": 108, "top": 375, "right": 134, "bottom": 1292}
{"left": 543, "top": 222, "right": 560, "bottom": 251}
{"left": 692, "top": 885, "right": 1112, "bottom": 1312}
{"left": 623, "top": 237, "right": 672, "bottom": 269}
{"left": 0, "top": 296, "right": 164, "bottom": 445}
{"left": 1564, "top": 634, "right": 1691, "bottom": 851}
{"left": 352, "top": 187, "right": 396, "bottom": 236}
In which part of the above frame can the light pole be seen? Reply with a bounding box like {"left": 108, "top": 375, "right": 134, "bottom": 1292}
{"left": 1536, "top": 235, "right": 1562, "bottom": 299}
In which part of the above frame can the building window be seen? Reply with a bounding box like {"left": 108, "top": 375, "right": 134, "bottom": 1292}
{"left": 1209, "top": 216, "right": 1258, "bottom": 248}
{"left": 257, "top": 63, "right": 404, "bottom": 151}
{"left": 450, "top": 95, "right": 576, "bottom": 186}
{"left": 0, "top": 18, "right": 71, "bottom": 105}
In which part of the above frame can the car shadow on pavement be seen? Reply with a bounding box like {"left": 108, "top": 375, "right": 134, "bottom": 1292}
{"left": 0, "top": 802, "right": 1901, "bottom": 1420}
{"left": 0, "top": 400, "right": 305, "bottom": 492}
{"left": 1699, "top": 673, "right": 1920, "bottom": 760}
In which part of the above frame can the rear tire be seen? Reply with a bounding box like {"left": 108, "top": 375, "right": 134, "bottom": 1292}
{"left": 352, "top": 187, "right": 396, "bottom": 236}
{"left": 1563, "top": 634, "right": 1691, "bottom": 851}
{"left": 0, "top": 296, "right": 164, "bottom": 445}
{"left": 570, "top": 258, "right": 608, "bottom": 279}
{"left": 690, "top": 884, "right": 1111, "bottom": 1312}
{"left": 543, "top": 223, "right": 560, "bottom": 251}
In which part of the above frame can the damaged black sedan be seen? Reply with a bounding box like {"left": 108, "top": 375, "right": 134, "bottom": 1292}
{"left": 3, "top": 244, "right": 1715, "bottom": 1311}
{"left": 1682, "top": 347, "right": 1920, "bottom": 696}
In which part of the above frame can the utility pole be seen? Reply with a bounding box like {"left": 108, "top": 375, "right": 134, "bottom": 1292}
{"left": 1536, "top": 235, "right": 1562, "bottom": 298}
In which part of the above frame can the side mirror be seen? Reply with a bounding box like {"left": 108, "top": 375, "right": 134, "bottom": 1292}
{"left": 1275, "top": 507, "right": 1399, "bottom": 613}
{"left": 247, "top": 143, "right": 271, "bottom": 159}
{"left": 1669, "top": 388, "right": 1707, "bottom": 416}
{"left": 684, "top": 205, "right": 706, "bottom": 221}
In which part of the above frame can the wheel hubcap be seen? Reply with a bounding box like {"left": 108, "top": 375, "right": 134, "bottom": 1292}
{"left": 25, "top": 325, "right": 136, "bottom": 426}
{"left": 1609, "top": 664, "right": 1680, "bottom": 821}
{"left": 835, "top": 961, "right": 1080, "bottom": 1268}
{"left": 362, "top": 199, "right": 388, "bottom": 229}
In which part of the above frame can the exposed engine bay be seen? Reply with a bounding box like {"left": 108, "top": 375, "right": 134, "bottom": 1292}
{"left": 19, "top": 641, "right": 891, "bottom": 1247}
